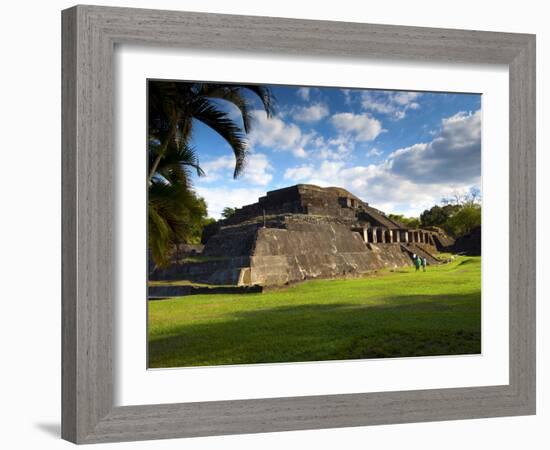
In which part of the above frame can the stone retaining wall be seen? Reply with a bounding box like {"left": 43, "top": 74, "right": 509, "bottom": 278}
{"left": 244, "top": 244, "right": 412, "bottom": 286}
{"left": 151, "top": 221, "right": 415, "bottom": 286}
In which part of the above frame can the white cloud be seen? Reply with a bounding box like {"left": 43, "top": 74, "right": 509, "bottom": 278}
{"left": 249, "top": 110, "right": 311, "bottom": 158}
{"left": 361, "top": 90, "right": 421, "bottom": 120}
{"left": 307, "top": 134, "right": 356, "bottom": 160}
{"left": 392, "top": 91, "right": 421, "bottom": 106}
{"left": 388, "top": 110, "right": 481, "bottom": 184}
{"left": 200, "top": 153, "right": 273, "bottom": 186}
{"left": 283, "top": 165, "right": 314, "bottom": 182}
{"left": 195, "top": 186, "right": 266, "bottom": 219}
{"left": 296, "top": 87, "right": 311, "bottom": 101}
{"left": 291, "top": 103, "right": 329, "bottom": 123}
{"left": 330, "top": 112, "right": 383, "bottom": 142}
{"left": 202, "top": 155, "right": 235, "bottom": 173}
{"left": 292, "top": 146, "right": 308, "bottom": 158}
{"left": 241, "top": 153, "right": 273, "bottom": 185}
{"left": 199, "top": 155, "right": 236, "bottom": 182}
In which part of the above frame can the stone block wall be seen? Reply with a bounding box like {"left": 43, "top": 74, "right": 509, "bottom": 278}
{"left": 222, "top": 184, "right": 368, "bottom": 225}
{"left": 202, "top": 224, "right": 259, "bottom": 257}
{"left": 246, "top": 244, "right": 412, "bottom": 286}
{"left": 252, "top": 224, "right": 367, "bottom": 257}
{"left": 243, "top": 223, "right": 412, "bottom": 286}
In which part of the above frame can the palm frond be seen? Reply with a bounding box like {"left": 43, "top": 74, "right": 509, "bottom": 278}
{"left": 149, "top": 139, "right": 204, "bottom": 185}
{"left": 196, "top": 85, "right": 252, "bottom": 132}
{"left": 198, "top": 83, "right": 275, "bottom": 132}
{"left": 148, "top": 179, "right": 207, "bottom": 267}
{"left": 191, "top": 97, "right": 248, "bottom": 177}
{"left": 240, "top": 85, "right": 276, "bottom": 118}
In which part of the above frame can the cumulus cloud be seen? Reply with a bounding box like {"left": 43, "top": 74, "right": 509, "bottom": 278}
{"left": 249, "top": 110, "right": 311, "bottom": 158}
{"left": 283, "top": 165, "right": 314, "bottom": 181}
{"left": 308, "top": 134, "right": 356, "bottom": 160}
{"left": 388, "top": 110, "right": 481, "bottom": 184}
{"left": 201, "top": 155, "right": 234, "bottom": 173}
{"left": 200, "top": 153, "right": 273, "bottom": 186}
{"left": 241, "top": 153, "right": 273, "bottom": 185}
{"left": 330, "top": 112, "right": 383, "bottom": 142}
{"left": 292, "top": 103, "right": 330, "bottom": 123}
{"left": 310, "top": 160, "right": 347, "bottom": 184}
{"left": 361, "top": 90, "right": 421, "bottom": 120}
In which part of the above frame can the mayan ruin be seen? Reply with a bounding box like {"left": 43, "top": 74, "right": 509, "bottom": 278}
{"left": 150, "top": 184, "right": 456, "bottom": 289}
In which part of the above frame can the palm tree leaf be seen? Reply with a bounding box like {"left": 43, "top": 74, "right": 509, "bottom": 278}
{"left": 191, "top": 97, "right": 248, "bottom": 177}
{"left": 240, "top": 85, "right": 275, "bottom": 118}
{"left": 197, "top": 85, "right": 252, "bottom": 133}
{"left": 198, "top": 84, "right": 275, "bottom": 132}
{"left": 149, "top": 140, "right": 204, "bottom": 184}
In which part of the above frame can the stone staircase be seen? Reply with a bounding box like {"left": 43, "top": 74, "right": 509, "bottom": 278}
{"left": 400, "top": 243, "right": 441, "bottom": 265}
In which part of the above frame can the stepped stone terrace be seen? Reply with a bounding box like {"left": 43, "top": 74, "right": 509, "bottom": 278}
{"left": 150, "top": 184, "right": 454, "bottom": 289}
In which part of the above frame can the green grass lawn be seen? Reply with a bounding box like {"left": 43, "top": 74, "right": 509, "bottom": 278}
{"left": 148, "top": 256, "right": 481, "bottom": 368}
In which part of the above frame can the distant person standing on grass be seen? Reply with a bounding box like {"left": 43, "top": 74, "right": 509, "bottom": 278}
{"left": 414, "top": 256, "right": 421, "bottom": 272}
{"left": 422, "top": 257, "right": 427, "bottom": 272}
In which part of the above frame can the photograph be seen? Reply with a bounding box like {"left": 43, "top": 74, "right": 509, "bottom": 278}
{"left": 147, "top": 80, "right": 482, "bottom": 368}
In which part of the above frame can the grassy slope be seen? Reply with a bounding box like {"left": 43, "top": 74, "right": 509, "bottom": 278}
{"left": 148, "top": 256, "right": 481, "bottom": 368}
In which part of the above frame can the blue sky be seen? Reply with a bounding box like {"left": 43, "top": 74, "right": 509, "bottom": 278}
{"left": 188, "top": 84, "right": 481, "bottom": 218}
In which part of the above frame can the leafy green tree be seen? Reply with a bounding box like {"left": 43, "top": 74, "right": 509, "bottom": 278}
{"left": 445, "top": 205, "right": 481, "bottom": 237}
{"left": 148, "top": 141, "right": 207, "bottom": 266}
{"left": 389, "top": 214, "right": 420, "bottom": 229}
{"left": 185, "top": 198, "right": 217, "bottom": 245}
{"left": 420, "top": 204, "right": 460, "bottom": 229}
{"left": 147, "top": 81, "right": 275, "bottom": 267}
{"left": 221, "top": 207, "right": 237, "bottom": 219}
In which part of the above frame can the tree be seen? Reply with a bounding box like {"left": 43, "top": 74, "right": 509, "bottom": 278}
{"left": 221, "top": 207, "right": 237, "bottom": 219}
{"left": 148, "top": 141, "right": 207, "bottom": 266}
{"left": 420, "top": 204, "right": 460, "bottom": 229}
{"left": 445, "top": 205, "right": 481, "bottom": 237}
{"left": 441, "top": 187, "right": 482, "bottom": 207}
{"left": 388, "top": 214, "right": 420, "bottom": 229}
{"left": 147, "top": 82, "right": 275, "bottom": 267}
{"left": 420, "top": 188, "right": 481, "bottom": 238}
{"left": 185, "top": 198, "right": 217, "bottom": 245}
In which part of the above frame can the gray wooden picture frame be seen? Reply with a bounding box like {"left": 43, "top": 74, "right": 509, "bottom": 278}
{"left": 61, "top": 4, "right": 536, "bottom": 444}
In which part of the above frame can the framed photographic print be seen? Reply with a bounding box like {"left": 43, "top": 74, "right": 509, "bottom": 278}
{"left": 62, "top": 5, "right": 536, "bottom": 444}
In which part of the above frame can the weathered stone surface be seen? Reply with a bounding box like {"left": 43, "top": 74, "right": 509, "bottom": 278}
{"left": 202, "top": 224, "right": 258, "bottom": 257}
{"left": 425, "top": 226, "right": 456, "bottom": 251}
{"left": 253, "top": 224, "right": 367, "bottom": 256}
{"left": 223, "top": 184, "right": 405, "bottom": 229}
{"left": 246, "top": 244, "right": 412, "bottom": 286}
